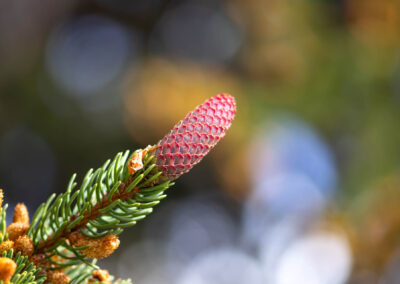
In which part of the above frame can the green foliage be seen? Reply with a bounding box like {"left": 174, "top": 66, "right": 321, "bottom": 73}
{"left": 1, "top": 249, "right": 46, "bottom": 284}
{"left": 64, "top": 261, "right": 133, "bottom": 284}
{"left": 0, "top": 204, "right": 8, "bottom": 242}
{"left": 0, "top": 148, "right": 168, "bottom": 283}
{"left": 112, "top": 279, "right": 133, "bottom": 284}
{"left": 64, "top": 261, "right": 97, "bottom": 284}
{"left": 21, "top": 148, "right": 171, "bottom": 283}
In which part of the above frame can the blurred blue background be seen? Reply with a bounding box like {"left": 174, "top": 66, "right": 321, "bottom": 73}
{"left": 1, "top": 0, "right": 400, "bottom": 283}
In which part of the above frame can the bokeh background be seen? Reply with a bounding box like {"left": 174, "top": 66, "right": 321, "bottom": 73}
{"left": 1, "top": 0, "right": 400, "bottom": 283}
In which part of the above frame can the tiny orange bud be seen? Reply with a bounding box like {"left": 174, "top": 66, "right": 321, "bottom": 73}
{"left": 29, "top": 253, "right": 48, "bottom": 267}
{"left": 12, "top": 203, "right": 29, "bottom": 224}
{"left": 128, "top": 145, "right": 155, "bottom": 175}
{"left": 69, "top": 232, "right": 120, "bottom": 259}
{"left": 91, "top": 269, "right": 111, "bottom": 283}
{"left": 0, "top": 257, "right": 16, "bottom": 283}
{"left": 6, "top": 222, "right": 29, "bottom": 241}
{"left": 14, "top": 235, "right": 34, "bottom": 257}
{"left": 0, "top": 240, "right": 14, "bottom": 255}
{"left": 46, "top": 270, "right": 70, "bottom": 284}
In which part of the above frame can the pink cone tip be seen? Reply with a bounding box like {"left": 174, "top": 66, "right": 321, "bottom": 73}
{"left": 154, "top": 93, "right": 236, "bottom": 180}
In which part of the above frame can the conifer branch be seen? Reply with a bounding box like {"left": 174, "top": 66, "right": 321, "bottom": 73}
{"left": 0, "top": 94, "right": 236, "bottom": 283}
{"left": 28, "top": 150, "right": 172, "bottom": 271}
{"left": 35, "top": 180, "right": 137, "bottom": 253}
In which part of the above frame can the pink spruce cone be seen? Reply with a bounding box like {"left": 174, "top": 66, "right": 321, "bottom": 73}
{"left": 154, "top": 94, "right": 236, "bottom": 180}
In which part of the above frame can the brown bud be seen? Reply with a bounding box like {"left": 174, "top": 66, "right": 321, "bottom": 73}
{"left": 90, "top": 269, "right": 111, "bottom": 284}
{"left": 46, "top": 270, "right": 70, "bottom": 284}
{"left": 0, "top": 257, "right": 16, "bottom": 282}
{"left": 29, "top": 253, "right": 48, "bottom": 267}
{"left": 12, "top": 203, "right": 29, "bottom": 224}
{"left": 6, "top": 223, "right": 29, "bottom": 241}
{"left": 128, "top": 146, "right": 154, "bottom": 175}
{"left": 14, "top": 235, "right": 34, "bottom": 257}
{"left": 0, "top": 240, "right": 14, "bottom": 255}
{"left": 69, "top": 232, "right": 120, "bottom": 259}
{"left": 128, "top": 150, "right": 144, "bottom": 175}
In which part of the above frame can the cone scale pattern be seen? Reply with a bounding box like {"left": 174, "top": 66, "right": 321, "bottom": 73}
{"left": 154, "top": 94, "right": 236, "bottom": 180}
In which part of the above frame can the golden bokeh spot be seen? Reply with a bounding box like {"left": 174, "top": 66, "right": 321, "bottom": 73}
{"left": 123, "top": 58, "right": 241, "bottom": 143}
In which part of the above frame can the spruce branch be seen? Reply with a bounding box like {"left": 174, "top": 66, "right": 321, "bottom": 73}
{"left": 0, "top": 93, "right": 236, "bottom": 283}
{"left": 33, "top": 153, "right": 163, "bottom": 253}
{"left": 28, "top": 150, "right": 172, "bottom": 269}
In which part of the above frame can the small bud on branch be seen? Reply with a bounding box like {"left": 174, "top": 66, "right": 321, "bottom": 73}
{"left": 0, "top": 241, "right": 13, "bottom": 255}
{"left": 7, "top": 223, "right": 29, "bottom": 241}
{"left": 0, "top": 257, "right": 16, "bottom": 283}
{"left": 90, "top": 269, "right": 111, "bottom": 283}
{"left": 69, "top": 232, "right": 120, "bottom": 259}
{"left": 46, "top": 270, "right": 70, "bottom": 284}
{"left": 12, "top": 203, "right": 29, "bottom": 224}
{"left": 14, "top": 235, "right": 34, "bottom": 257}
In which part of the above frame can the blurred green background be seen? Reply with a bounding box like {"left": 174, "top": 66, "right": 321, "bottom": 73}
{"left": 1, "top": 0, "right": 400, "bottom": 283}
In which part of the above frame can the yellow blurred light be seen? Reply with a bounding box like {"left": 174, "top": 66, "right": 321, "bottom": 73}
{"left": 123, "top": 58, "right": 240, "bottom": 143}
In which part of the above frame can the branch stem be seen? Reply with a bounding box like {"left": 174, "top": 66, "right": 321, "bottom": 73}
{"left": 35, "top": 182, "right": 139, "bottom": 254}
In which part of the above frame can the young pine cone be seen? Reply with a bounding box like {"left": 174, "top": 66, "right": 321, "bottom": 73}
{"left": 154, "top": 93, "right": 236, "bottom": 180}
